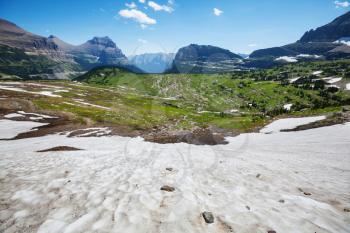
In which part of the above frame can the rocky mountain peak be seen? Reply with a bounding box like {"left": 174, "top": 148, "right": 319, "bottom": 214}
{"left": 87, "top": 36, "right": 116, "bottom": 48}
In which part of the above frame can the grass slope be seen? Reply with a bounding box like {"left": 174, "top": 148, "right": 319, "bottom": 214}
{"left": 67, "top": 61, "right": 350, "bottom": 132}
{"left": 2, "top": 60, "right": 348, "bottom": 135}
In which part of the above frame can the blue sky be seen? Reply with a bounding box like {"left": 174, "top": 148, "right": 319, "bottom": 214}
{"left": 0, "top": 0, "right": 349, "bottom": 55}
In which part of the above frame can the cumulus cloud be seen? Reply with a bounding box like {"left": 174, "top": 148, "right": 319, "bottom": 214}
{"left": 125, "top": 2, "right": 137, "bottom": 9}
{"left": 334, "top": 1, "right": 350, "bottom": 8}
{"left": 148, "top": 1, "right": 174, "bottom": 12}
{"left": 213, "top": 8, "right": 223, "bottom": 16}
{"left": 119, "top": 9, "right": 156, "bottom": 26}
{"left": 248, "top": 43, "right": 257, "bottom": 47}
{"left": 139, "top": 0, "right": 145, "bottom": 3}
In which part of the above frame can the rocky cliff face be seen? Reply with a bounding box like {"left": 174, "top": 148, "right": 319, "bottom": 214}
{"left": 299, "top": 11, "right": 350, "bottom": 43}
{"left": 169, "top": 44, "right": 243, "bottom": 73}
{"left": 174, "top": 44, "right": 242, "bottom": 62}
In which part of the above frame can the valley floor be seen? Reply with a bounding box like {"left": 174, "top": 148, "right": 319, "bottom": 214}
{"left": 0, "top": 117, "right": 349, "bottom": 233}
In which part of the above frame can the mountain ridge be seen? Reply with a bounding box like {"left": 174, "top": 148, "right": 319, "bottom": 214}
{"left": 299, "top": 11, "right": 350, "bottom": 43}
{"left": 0, "top": 18, "right": 137, "bottom": 78}
{"left": 247, "top": 11, "right": 350, "bottom": 67}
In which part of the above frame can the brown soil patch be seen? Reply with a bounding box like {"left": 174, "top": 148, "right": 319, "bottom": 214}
{"left": 0, "top": 98, "right": 36, "bottom": 112}
{"left": 37, "top": 146, "right": 82, "bottom": 152}
{"left": 144, "top": 127, "right": 228, "bottom": 145}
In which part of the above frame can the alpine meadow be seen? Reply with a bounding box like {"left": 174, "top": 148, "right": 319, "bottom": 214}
{"left": 0, "top": 1, "right": 350, "bottom": 233}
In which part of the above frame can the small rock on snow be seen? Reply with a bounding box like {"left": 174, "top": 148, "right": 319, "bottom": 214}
{"left": 202, "top": 211, "right": 214, "bottom": 224}
{"left": 160, "top": 185, "right": 175, "bottom": 192}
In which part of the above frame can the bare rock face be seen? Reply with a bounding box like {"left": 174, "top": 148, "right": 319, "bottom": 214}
{"left": 202, "top": 211, "right": 214, "bottom": 224}
{"left": 76, "top": 36, "right": 127, "bottom": 65}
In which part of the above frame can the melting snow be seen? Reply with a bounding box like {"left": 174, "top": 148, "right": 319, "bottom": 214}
{"left": 297, "top": 54, "right": 322, "bottom": 59}
{"left": 283, "top": 104, "right": 293, "bottom": 111}
{"left": 289, "top": 77, "right": 301, "bottom": 83}
{"left": 325, "top": 77, "right": 342, "bottom": 84}
{"left": 0, "top": 119, "right": 48, "bottom": 139}
{"left": 312, "top": 71, "right": 323, "bottom": 75}
{"left": 334, "top": 37, "right": 350, "bottom": 46}
{"left": 73, "top": 100, "right": 112, "bottom": 110}
{"left": 0, "top": 84, "right": 62, "bottom": 97}
{"left": 346, "top": 83, "right": 350, "bottom": 90}
{"left": 0, "top": 117, "right": 349, "bottom": 232}
{"left": 4, "top": 113, "right": 24, "bottom": 119}
{"left": 38, "top": 91, "right": 62, "bottom": 98}
{"left": 17, "top": 111, "right": 58, "bottom": 119}
{"left": 275, "top": 56, "right": 298, "bottom": 63}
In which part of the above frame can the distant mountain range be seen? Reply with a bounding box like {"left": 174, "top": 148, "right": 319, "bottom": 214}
{"left": 0, "top": 18, "right": 140, "bottom": 79}
{"left": 128, "top": 53, "right": 175, "bottom": 73}
{"left": 0, "top": 11, "right": 350, "bottom": 77}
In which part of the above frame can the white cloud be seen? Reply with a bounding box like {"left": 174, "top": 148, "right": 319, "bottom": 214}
{"left": 139, "top": 0, "right": 145, "bottom": 3}
{"left": 334, "top": 1, "right": 350, "bottom": 8}
{"left": 138, "top": 38, "right": 148, "bottom": 44}
{"left": 148, "top": 1, "right": 173, "bottom": 13}
{"left": 119, "top": 9, "right": 156, "bottom": 25}
{"left": 248, "top": 43, "right": 257, "bottom": 47}
{"left": 125, "top": 2, "right": 137, "bottom": 9}
{"left": 213, "top": 8, "right": 223, "bottom": 16}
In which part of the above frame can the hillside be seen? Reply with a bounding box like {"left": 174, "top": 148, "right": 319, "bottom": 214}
{"left": 0, "top": 44, "right": 81, "bottom": 80}
{"left": 66, "top": 60, "right": 349, "bottom": 137}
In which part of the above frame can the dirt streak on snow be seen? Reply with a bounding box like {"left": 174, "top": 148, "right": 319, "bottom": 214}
{"left": 0, "top": 118, "right": 349, "bottom": 232}
{"left": 260, "top": 116, "right": 326, "bottom": 133}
